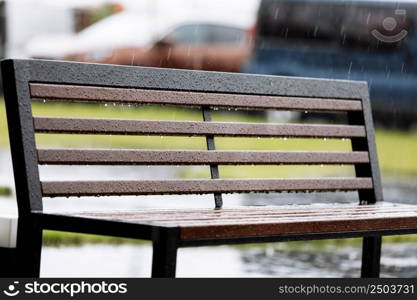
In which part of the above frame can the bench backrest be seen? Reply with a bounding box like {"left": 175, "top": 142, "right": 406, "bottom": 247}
{"left": 1, "top": 59, "right": 382, "bottom": 214}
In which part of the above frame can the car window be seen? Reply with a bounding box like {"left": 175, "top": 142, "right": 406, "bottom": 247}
{"left": 168, "top": 24, "right": 210, "bottom": 44}
{"left": 209, "top": 25, "right": 245, "bottom": 44}
{"left": 167, "top": 23, "right": 245, "bottom": 45}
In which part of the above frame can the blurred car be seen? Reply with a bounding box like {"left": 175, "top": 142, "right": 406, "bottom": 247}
{"left": 245, "top": 0, "right": 417, "bottom": 128}
{"left": 27, "top": 11, "right": 254, "bottom": 73}
{"left": 26, "top": 11, "right": 155, "bottom": 59}
{"left": 66, "top": 21, "right": 252, "bottom": 72}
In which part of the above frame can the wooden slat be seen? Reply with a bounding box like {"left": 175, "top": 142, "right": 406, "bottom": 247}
{"left": 68, "top": 203, "right": 417, "bottom": 240}
{"left": 179, "top": 216, "right": 417, "bottom": 240}
{"left": 33, "top": 117, "right": 366, "bottom": 138}
{"left": 37, "top": 149, "right": 370, "bottom": 165}
{"left": 41, "top": 178, "right": 373, "bottom": 197}
{"left": 30, "top": 83, "right": 363, "bottom": 112}
{"left": 76, "top": 203, "right": 417, "bottom": 219}
{"left": 77, "top": 206, "right": 417, "bottom": 223}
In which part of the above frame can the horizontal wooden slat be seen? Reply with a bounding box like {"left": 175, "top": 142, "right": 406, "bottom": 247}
{"left": 33, "top": 117, "right": 366, "bottom": 138}
{"left": 77, "top": 203, "right": 417, "bottom": 219}
{"left": 77, "top": 205, "right": 417, "bottom": 223}
{"left": 37, "top": 149, "right": 370, "bottom": 165}
{"left": 67, "top": 202, "right": 417, "bottom": 240}
{"left": 41, "top": 178, "right": 373, "bottom": 197}
{"left": 30, "top": 83, "right": 363, "bottom": 112}
{"left": 179, "top": 216, "right": 417, "bottom": 240}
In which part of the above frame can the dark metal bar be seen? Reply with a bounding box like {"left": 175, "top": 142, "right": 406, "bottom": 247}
{"left": 30, "top": 83, "right": 363, "bottom": 112}
{"left": 41, "top": 178, "right": 374, "bottom": 197}
{"left": 33, "top": 117, "right": 367, "bottom": 138}
{"left": 0, "top": 248, "right": 19, "bottom": 277}
{"left": 361, "top": 236, "right": 382, "bottom": 278}
{"left": 14, "top": 217, "right": 43, "bottom": 277}
{"left": 1, "top": 60, "right": 43, "bottom": 213}
{"left": 37, "top": 149, "right": 370, "bottom": 165}
{"left": 348, "top": 85, "right": 384, "bottom": 278}
{"left": 22, "top": 59, "right": 366, "bottom": 100}
{"left": 151, "top": 227, "right": 179, "bottom": 278}
{"left": 34, "top": 211, "right": 153, "bottom": 240}
{"left": 202, "top": 107, "right": 223, "bottom": 208}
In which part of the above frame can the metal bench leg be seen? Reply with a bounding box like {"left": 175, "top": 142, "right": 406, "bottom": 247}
{"left": 0, "top": 248, "right": 18, "bottom": 277}
{"left": 0, "top": 226, "right": 42, "bottom": 277}
{"left": 151, "top": 228, "right": 179, "bottom": 278}
{"left": 361, "top": 236, "right": 382, "bottom": 278}
{"left": 14, "top": 226, "right": 43, "bottom": 277}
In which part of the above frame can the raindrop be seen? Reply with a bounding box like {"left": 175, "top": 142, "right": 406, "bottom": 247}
{"left": 347, "top": 62, "right": 352, "bottom": 79}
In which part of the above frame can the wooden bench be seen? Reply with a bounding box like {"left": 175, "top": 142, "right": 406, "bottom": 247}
{"left": 2, "top": 59, "right": 417, "bottom": 278}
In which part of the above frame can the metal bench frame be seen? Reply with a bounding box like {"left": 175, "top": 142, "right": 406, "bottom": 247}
{"left": 1, "top": 59, "right": 415, "bottom": 278}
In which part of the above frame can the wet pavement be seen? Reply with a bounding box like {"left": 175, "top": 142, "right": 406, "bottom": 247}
{"left": 40, "top": 242, "right": 417, "bottom": 277}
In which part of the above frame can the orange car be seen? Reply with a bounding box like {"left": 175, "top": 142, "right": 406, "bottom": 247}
{"left": 65, "top": 22, "right": 253, "bottom": 73}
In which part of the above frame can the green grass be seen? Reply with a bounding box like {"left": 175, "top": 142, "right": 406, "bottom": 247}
{"left": 42, "top": 230, "right": 417, "bottom": 248}
{"left": 0, "top": 186, "right": 12, "bottom": 196}
{"left": 43, "top": 231, "right": 149, "bottom": 247}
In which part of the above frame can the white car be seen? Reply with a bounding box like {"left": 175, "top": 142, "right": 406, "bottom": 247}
{"left": 26, "top": 1, "right": 257, "bottom": 60}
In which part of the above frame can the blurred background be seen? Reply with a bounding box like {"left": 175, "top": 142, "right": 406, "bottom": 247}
{"left": 1, "top": 0, "right": 417, "bottom": 277}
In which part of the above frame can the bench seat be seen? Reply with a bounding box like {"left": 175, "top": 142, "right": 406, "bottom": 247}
{"left": 43, "top": 202, "right": 417, "bottom": 241}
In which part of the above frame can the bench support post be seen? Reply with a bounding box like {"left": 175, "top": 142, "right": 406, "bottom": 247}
{"left": 0, "top": 227, "right": 42, "bottom": 277}
{"left": 0, "top": 248, "right": 18, "bottom": 277}
{"left": 361, "top": 236, "right": 381, "bottom": 278}
{"left": 151, "top": 228, "right": 179, "bottom": 278}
